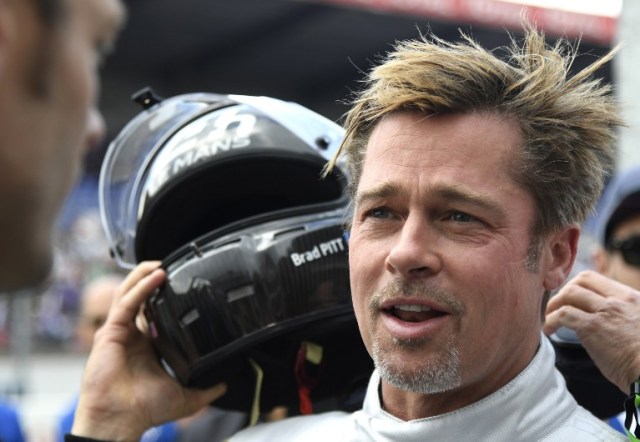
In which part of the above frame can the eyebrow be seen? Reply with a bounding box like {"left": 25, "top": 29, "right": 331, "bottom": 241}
{"left": 436, "top": 186, "right": 507, "bottom": 219}
{"left": 354, "top": 182, "right": 399, "bottom": 208}
{"left": 355, "top": 182, "right": 507, "bottom": 218}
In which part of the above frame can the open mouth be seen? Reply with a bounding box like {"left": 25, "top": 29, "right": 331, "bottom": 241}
{"left": 384, "top": 304, "right": 447, "bottom": 323}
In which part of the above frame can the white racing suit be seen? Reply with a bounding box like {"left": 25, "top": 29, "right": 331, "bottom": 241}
{"left": 230, "top": 336, "right": 625, "bottom": 441}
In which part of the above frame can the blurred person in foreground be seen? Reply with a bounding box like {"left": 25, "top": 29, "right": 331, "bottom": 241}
{"left": 69, "top": 24, "right": 627, "bottom": 441}
{"left": 0, "top": 0, "right": 125, "bottom": 292}
{"left": 56, "top": 273, "right": 179, "bottom": 442}
{"left": 545, "top": 165, "right": 640, "bottom": 437}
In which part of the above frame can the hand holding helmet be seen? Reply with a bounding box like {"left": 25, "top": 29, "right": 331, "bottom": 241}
{"left": 72, "top": 261, "right": 227, "bottom": 439}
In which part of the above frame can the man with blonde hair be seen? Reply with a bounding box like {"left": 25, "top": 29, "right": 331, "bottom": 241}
{"left": 69, "top": 24, "right": 625, "bottom": 441}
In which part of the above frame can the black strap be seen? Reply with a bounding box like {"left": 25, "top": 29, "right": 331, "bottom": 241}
{"left": 64, "top": 434, "right": 114, "bottom": 442}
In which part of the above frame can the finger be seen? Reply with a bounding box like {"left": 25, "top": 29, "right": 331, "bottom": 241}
{"left": 183, "top": 383, "right": 228, "bottom": 415}
{"left": 135, "top": 309, "right": 149, "bottom": 334}
{"left": 135, "top": 293, "right": 152, "bottom": 334}
{"left": 542, "top": 321, "right": 559, "bottom": 336}
{"left": 546, "top": 282, "right": 604, "bottom": 315}
{"left": 570, "top": 270, "right": 640, "bottom": 301}
{"left": 543, "top": 305, "right": 592, "bottom": 336}
{"left": 111, "top": 268, "right": 166, "bottom": 326}
{"left": 116, "top": 261, "right": 163, "bottom": 299}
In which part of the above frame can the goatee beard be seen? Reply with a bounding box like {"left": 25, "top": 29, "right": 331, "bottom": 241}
{"left": 373, "top": 335, "right": 461, "bottom": 394}
{"left": 369, "top": 279, "right": 463, "bottom": 394}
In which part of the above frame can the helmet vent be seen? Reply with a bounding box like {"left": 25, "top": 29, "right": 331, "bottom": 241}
{"left": 180, "top": 309, "right": 200, "bottom": 327}
{"left": 227, "top": 285, "right": 255, "bottom": 303}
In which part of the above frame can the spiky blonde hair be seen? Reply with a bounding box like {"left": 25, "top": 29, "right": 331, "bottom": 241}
{"left": 327, "top": 24, "right": 623, "bottom": 240}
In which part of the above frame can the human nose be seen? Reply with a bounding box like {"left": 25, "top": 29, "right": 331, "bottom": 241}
{"left": 84, "top": 107, "right": 106, "bottom": 153}
{"left": 385, "top": 213, "right": 441, "bottom": 279}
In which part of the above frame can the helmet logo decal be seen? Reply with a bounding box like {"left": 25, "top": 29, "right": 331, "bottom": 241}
{"left": 290, "top": 237, "right": 345, "bottom": 267}
{"left": 145, "top": 109, "right": 258, "bottom": 198}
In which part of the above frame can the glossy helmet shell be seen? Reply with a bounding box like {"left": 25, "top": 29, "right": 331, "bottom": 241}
{"left": 99, "top": 88, "right": 348, "bottom": 268}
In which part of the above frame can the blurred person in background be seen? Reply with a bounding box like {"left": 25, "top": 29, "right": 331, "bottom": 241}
{"left": 0, "top": 399, "right": 25, "bottom": 442}
{"left": 545, "top": 165, "right": 640, "bottom": 436}
{"left": 592, "top": 166, "right": 640, "bottom": 291}
{"left": 0, "top": 0, "right": 125, "bottom": 292}
{"left": 56, "top": 273, "right": 180, "bottom": 442}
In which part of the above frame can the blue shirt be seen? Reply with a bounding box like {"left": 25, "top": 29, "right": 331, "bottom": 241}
{"left": 0, "top": 401, "right": 25, "bottom": 442}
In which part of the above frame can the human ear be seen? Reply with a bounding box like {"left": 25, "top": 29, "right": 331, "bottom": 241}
{"left": 542, "top": 225, "right": 580, "bottom": 290}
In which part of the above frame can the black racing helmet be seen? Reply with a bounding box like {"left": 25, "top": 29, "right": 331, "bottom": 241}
{"left": 145, "top": 209, "right": 372, "bottom": 413}
{"left": 99, "top": 88, "right": 349, "bottom": 267}
{"left": 99, "top": 89, "right": 372, "bottom": 414}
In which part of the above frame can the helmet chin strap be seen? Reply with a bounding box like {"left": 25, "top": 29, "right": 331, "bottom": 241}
{"left": 248, "top": 358, "right": 264, "bottom": 427}
{"left": 247, "top": 341, "right": 324, "bottom": 423}
{"left": 294, "top": 341, "right": 325, "bottom": 415}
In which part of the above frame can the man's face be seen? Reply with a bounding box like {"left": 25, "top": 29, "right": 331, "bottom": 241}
{"left": 0, "top": 0, "right": 125, "bottom": 290}
{"left": 349, "top": 111, "right": 558, "bottom": 415}
{"left": 597, "top": 214, "right": 640, "bottom": 289}
{"left": 77, "top": 276, "right": 118, "bottom": 351}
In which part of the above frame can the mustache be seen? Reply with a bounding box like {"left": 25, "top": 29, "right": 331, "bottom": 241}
{"left": 369, "top": 279, "right": 465, "bottom": 315}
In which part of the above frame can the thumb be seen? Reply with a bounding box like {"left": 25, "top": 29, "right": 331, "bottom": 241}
{"left": 184, "top": 382, "right": 228, "bottom": 414}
